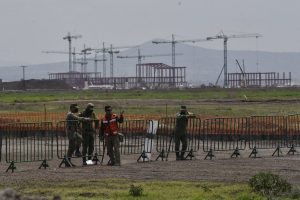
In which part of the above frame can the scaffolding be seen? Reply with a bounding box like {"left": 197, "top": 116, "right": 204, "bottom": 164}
{"left": 227, "top": 72, "right": 292, "bottom": 88}
{"left": 136, "top": 63, "right": 186, "bottom": 88}
{"left": 49, "top": 63, "right": 187, "bottom": 89}
{"left": 49, "top": 72, "right": 101, "bottom": 88}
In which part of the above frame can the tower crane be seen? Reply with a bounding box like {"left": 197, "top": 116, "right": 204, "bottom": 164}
{"left": 93, "top": 44, "right": 139, "bottom": 78}
{"left": 81, "top": 44, "right": 92, "bottom": 73}
{"left": 74, "top": 58, "right": 88, "bottom": 73}
{"left": 152, "top": 34, "right": 209, "bottom": 67}
{"left": 42, "top": 49, "right": 90, "bottom": 72}
{"left": 117, "top": 48, "right": 182, "bottom": 65}
{"left": 91, "top": 42, "right": 109, "bottom": 77}
{"left": 101, "top": 42, "right": 107, "bottom": 78}
{"left": 206, "top": 31, "right": 262, "bottom": 87}
{"left": 63, "top": 32, "right": 82, "bottom": 72}
{"left": 235, "top": 59, "right": 246, "bottom": 88}
{"left": 117, "top": 48, "right": 183, "bottom": 82}
{"left": 85, "top": 54, "right": 107, "bottom": 76}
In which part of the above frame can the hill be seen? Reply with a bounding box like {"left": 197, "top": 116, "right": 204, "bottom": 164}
{"left": 1, "top": 41, "right": 300, "bottom": 85}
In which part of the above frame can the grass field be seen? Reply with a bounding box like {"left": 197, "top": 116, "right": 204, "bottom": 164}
{"left": 1, "top": 179, "right": 267, "bottom": 200}
{"left": 1, "top": 88, "right": 300, "bottom": 116}
{"left": 1, "top": 88, "right": 300, "bottom": 103}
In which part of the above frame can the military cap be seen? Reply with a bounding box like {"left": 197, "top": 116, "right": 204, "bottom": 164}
{"left": 86, "top": 103, "right": 94, "bottom": 110}
{"left": 70, "top": 103, "right": 79, "bottom": 109}
{"left": 180, "top": 105, "right": 187, "bottom": 110}
{"left": 104, "top": 105, "right": 112, "bottom": 112}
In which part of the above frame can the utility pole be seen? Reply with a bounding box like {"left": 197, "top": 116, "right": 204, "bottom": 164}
{"left": 20, "top": 65, "right": 27, "bottom": 90}
{"left": 63, "top": 32, "right": 82, "bottom": 72}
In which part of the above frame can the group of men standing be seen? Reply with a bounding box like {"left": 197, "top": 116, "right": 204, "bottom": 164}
{"left": 66, "top": 103, "right": 124, "bottom": 166}
{"left": 65, "top": 103, "right": 195, "bottom": 167}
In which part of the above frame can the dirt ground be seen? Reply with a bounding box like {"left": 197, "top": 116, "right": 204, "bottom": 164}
{"left": 1, "top": 147, "right": 300, "bottom": 185}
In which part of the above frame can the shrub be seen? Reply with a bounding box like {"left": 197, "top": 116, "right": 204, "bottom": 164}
{"left": 289, "top": 186, "right": 300, "bottom": 199}
{"left": 129, "top": 184, "right": 143, "bottom": 197}
{"left": 249, "top": 172, "right": 291, "bottom": 199}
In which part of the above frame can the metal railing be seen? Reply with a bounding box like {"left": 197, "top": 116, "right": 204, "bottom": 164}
{"left": 248, "top": 116, "right": 287, "bottom": 152}
{"left": 155, "top": 117, "right": 202, "bottom": 160}
{"left": 55, "top": 120, "right": 104, "bottom": 161}
{"left": 2, "top": 114, "right": 300, "bottom": 171}
{"left": 2, "top": 122, "right": 54, "bottom": 171}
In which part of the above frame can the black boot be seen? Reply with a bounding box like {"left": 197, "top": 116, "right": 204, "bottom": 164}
{"left": 67, "top": 158, "right": 76, "bottom": 167}
{"left": 181, "top": 152, "right": 186, "bottom": 160}
{"left": 176, "top": 152, "right": 181, "bottom": 161}
{"left": 82, "top": 157, "right": 87, "bottom": 165}
{"left": 107, "top": 159, "right": 115, "bottom": 166}
{"left": 75, "top": 148, "right": 82, "bottom": 157}
{"left": 65, "top": 157, "right": 72, "bottom": 167}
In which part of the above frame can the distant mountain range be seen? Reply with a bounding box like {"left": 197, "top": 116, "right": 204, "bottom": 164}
{"left": 1, "top": 41, "right": 300, "bottom": 85}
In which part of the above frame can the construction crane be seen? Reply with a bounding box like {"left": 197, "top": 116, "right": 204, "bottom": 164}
{"left": 152, "top": 34, "right": 209, "bottom": 67}
{"left": 117, "top": 48, "right": 183, "bottom": 82}
{"left": 235, "top": 59, "right": 246, "bottom": 88}
{"left": 107, "top": 44, "right": 120, "bottom": 78}
{"left": 101, "top": 42, "right": 107, "bottom": 78}
{"left": 42, "top": 49, "right": 90, "bottom": 72}
{"left": 81, "top": 44, "right": 92, "bottom": 73}
{"left": 206, "top": 31, "right": 262, "bottom": 87}
{"left": 93, "top": 44, "right": 139, "bottom": 78}
{"left": 63, "top": 32, "right": 82, "bottom": 72}
{"left": 74, "top": 58, "right": 88, "bottom": 73}
{"left": 85, "top": 54, "right": 107, "bottom": 76}
{"left": 117, "top": 48, "right": 182, "bottom": 65}
{"left": 90, "top": 42, "right": 109, "bottom": 77}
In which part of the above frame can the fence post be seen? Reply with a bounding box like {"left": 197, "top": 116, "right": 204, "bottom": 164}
{"left": 6, "top": 161, "right": 16, "bottom": 173}
{"left": 204, "top": 148, "right": 214, "bottom": 160}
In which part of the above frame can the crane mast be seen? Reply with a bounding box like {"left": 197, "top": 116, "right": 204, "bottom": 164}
{"left": 81, "top": 44, "right": 92, "bottom": 73}
{"left": 152, "top": 34, "right": 209, "bottom": 67}
{"left": 93, "top": 44, "right": 139, "bottom": 78}
{"left": 117, "top": 48, "right": 182, "bottom": 65}
{"left": 207, "top": 31, "right": 262, "bottom": 87}
{"left": 117, "top": 48, "right": 183, "bottom": 82}
{"left": 42, "top": 49, "right": 85, "bottom": 72}
{"left": 63, "top": 32, "right": 82, "bottom": 72}
{"left": 85, "top": 54, "right": 106, "bottom": 75}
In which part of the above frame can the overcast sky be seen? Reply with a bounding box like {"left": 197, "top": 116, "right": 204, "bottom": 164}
{"left": 0, "top": 0, "right": 299, "bottom": 65}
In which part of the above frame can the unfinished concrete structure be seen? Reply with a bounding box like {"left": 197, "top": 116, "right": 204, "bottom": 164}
{"left": 136, "top": 63, "right": 186, "bottom": 88}
{"left": 49, "top": 63, "right": 187, "bottom": 89}
{"left": 227, "top": 72, "right": 292, "bottom": 88}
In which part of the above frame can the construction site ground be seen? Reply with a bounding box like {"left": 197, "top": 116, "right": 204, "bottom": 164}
{"left": 1, "top": 98, "right": 300, "bottom": 185}
{"left": 1, "top": 148, "right": 300, "bottom": 185}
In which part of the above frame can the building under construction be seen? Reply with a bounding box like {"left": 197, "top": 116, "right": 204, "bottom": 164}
{"left": 227, "top": 72, "right": 292, "bottom": 88}
{"left": 48, "top": 63, "right": 187, "bottom": 89}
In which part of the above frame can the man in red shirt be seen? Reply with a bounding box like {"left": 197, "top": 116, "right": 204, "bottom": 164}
{"left": 100, "top": 105, "right": 124, "bottom": 166}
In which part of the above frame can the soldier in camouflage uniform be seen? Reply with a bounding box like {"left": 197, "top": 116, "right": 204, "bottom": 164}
{"left": 79, "top": 103, "right": 99, "bottom": 165}
{"left": 174, "top": 105, "right": 195, "bottom": 160}
{"left": 66, "top": 103, "right": 86, "bottom": 166}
